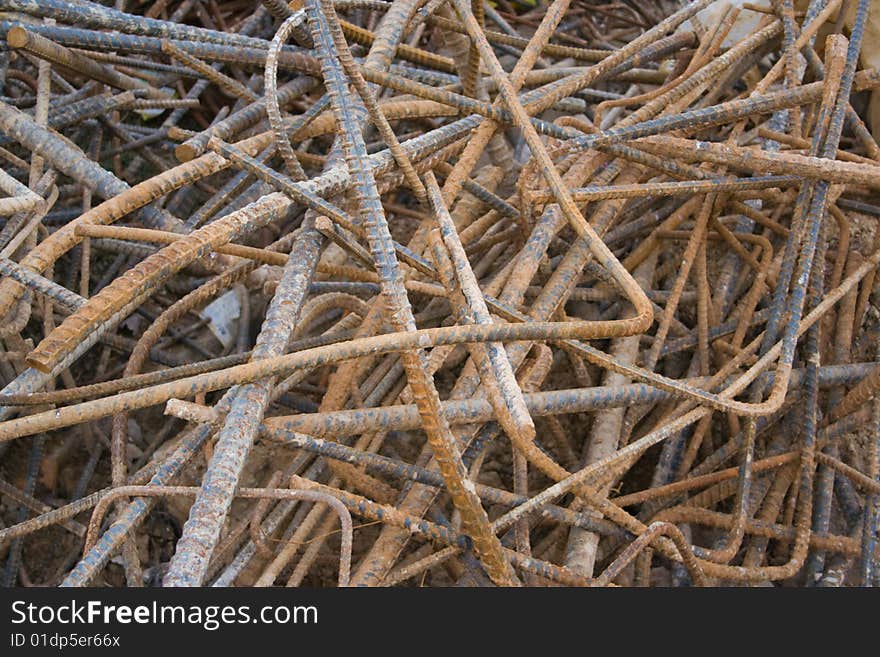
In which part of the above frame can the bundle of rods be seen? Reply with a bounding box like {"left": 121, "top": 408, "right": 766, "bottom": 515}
{"left": 0, "top": 0, "right": 877, "bottom": 587}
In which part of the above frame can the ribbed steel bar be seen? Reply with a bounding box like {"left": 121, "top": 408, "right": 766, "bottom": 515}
{"left": 0, "top": 0, "right": 877, "bottom": 589}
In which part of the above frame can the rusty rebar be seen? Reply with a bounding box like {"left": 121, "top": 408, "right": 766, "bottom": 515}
{"left": 0, "top": 0, "right": 877, "bottom": 589}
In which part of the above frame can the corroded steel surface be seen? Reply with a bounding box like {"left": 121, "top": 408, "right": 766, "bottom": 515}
{"left": 0, "top": 0, "right": 877, "bottom": 588}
